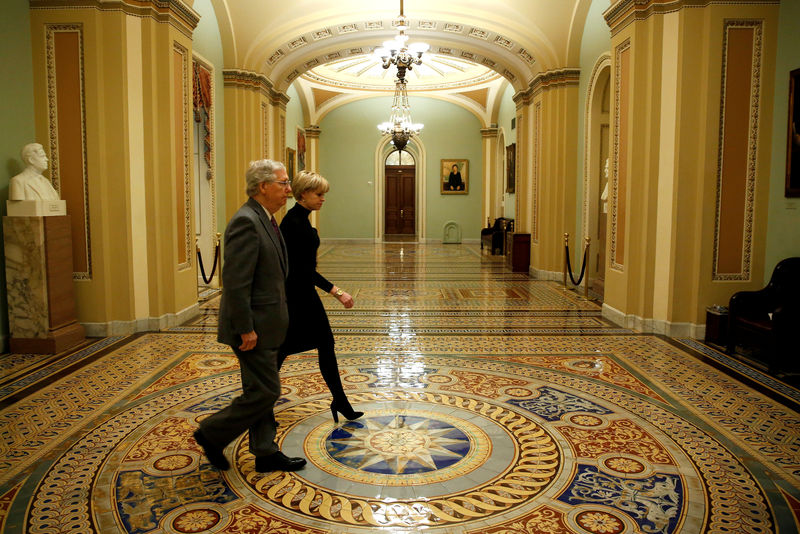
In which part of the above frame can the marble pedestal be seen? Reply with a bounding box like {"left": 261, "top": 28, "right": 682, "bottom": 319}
{"left": 3, "top": 215, "right": 85, "bottom": 354}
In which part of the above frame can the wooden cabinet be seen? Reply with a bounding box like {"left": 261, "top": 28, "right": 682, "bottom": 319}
{"left": 506, "top": 233, "right": 531, "bottom": 273}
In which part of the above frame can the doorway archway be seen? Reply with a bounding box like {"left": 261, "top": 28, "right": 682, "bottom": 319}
{"left": 192, "top": 55, "right": 218, "bottom": 296}
{"left": 384, "top": 150, "right": 416, "bottom": 237}
{"left": 374, "top": 140, "right": 427, "bottom": 241}
{"left": 582, "top": 55, "right": 611, "bottom": 298}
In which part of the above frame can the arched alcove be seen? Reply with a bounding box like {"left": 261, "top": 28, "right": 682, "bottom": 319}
{"left": 582, "top": 55, "right": 611, "bottom": 295}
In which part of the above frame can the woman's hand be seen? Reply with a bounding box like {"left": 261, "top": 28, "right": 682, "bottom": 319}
{"left": 338, "top": 291, "right": 354, "bottom": 309}
{"left": 332, "top": 286, "right": 354, "bottom": 309}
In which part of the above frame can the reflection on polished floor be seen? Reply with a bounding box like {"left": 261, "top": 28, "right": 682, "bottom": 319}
{"left": 1, "top": 242, "right": 799, "bottom": 533}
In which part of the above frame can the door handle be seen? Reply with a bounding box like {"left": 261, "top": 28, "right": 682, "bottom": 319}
{"left": 400, "top": 209, "right": 404, "bottom": 218}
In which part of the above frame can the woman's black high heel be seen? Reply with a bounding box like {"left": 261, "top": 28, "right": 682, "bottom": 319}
{"left": 330, "top": 401, "right": 364, "bottom": 423}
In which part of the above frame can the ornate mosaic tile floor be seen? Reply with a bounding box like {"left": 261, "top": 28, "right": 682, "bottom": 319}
{"left": 1, "top": 243, "right": 799, "bottom": 533}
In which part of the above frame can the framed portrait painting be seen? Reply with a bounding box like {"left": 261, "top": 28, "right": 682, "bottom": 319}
{"left": 286, "top": 147, "right": 296, "bottom": 180}
{"left": 441, "top": 159, "right": 468, "bottom": 194}
{"left": 296, "top": 128, "right": 306, "bottom": 172}
{"left": 787, "top": 68, "right": 800, "bottom": 197}
{"left": 506, "top": 143, "right": 516, "bottom": 193}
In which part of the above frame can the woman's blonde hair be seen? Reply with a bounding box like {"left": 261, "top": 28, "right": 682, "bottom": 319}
{"left": 292, "top": 170, "right": 330, "bottom": 200}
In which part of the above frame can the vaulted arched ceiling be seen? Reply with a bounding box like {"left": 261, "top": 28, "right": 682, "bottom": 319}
{"left": 208, "top": 0, "right": 594, "bottom": 92}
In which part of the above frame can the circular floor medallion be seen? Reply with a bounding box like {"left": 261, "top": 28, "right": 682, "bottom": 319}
{"left": 154, "top": 453, "right": 193, "bottom": 472}
{"left": 575, "top": 510, "right": 625, "bottom": 534}
{"left": 307, "top": 409, "right": 489, "bottom": 485}
{"left": 231, "top": 392, "right": 562, "bottom": 527}
{"left": 172, "top": 508, "right": 220, "bottom": 532}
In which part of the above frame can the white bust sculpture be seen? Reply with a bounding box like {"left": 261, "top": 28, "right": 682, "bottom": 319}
{"left": 9, "top": 143, "right": 60, "bottom": 202}
{"left": 600, "top": 158, "right": 609, "bottom": 214}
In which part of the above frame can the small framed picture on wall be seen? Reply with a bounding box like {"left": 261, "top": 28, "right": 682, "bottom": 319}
{"left": 297, "top": 128, "right": 306, "bottom": 172}
{"left": 786, "top": 68, "right": 800, "bottom": 197}
{"left": 506, "top": 143, "right": 516, "bottom": 193}
{"left": 441, "top": 159, "right": 468, "bottom": 194}
{"left": 286, "top": 147, "right": 296, "bottom": 180}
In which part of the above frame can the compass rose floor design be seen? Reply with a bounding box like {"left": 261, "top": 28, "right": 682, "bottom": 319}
{"left": 1, "top": 243, "right": 799, "bottom": 533}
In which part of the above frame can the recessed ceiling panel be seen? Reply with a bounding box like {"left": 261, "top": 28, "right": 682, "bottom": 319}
{"left": 303, "top": 53, "right": 500, "bottom": 91}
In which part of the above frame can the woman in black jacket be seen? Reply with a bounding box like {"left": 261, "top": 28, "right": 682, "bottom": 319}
{"left": 278, "top": 170, "right": 363, "bottom": 423}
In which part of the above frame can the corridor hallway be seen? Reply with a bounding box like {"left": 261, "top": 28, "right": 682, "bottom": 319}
{"left": 1, "top": 242, "right": 799, "bottom": 533}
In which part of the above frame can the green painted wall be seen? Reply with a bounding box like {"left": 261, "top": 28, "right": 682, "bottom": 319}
{"left": 284, "top": 84, "right": 303, "bottom": 210}
{"left": 318, "top": 96, "right": 483, "bottom": 240}
{"left": 192, "top": 0, "right": 226, "bottom": 235}
{"left": 418, "top": 98, "right": 483, "bottom": 242}
{"left": 497, "top": 82, "right": 517, "bottom": 219}
{"left": 765, "top": 0, "right": 800, "bottom": 279}
{"left": 285, "top": 84, "right": 304, "bottom": 154}
{"left": 0, "top": 1, "right": 37, "bottom": 350}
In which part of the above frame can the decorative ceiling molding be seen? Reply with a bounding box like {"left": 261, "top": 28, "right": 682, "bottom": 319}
{"left": 513, "top": 68, "right": 581, "bottom": 104}
{"left": 312, "top": 29, "right": 333, "bottom": 41}
{"left": 469, "top": 28, "right": 490, "bottom": 40}
{"left": 285, "top": 47, "right": 512, "bottom": 92}
{"left": 262, "top": 17, "right": 535, "bottom": 91}
{"left": 301, "top": 65, "right": 501, "bottom": 92}
{"left": 338, "top": 23, "right": 359, "bottom": 33}
{"left": 603, "top": 0, "right": 779, "bottom": 35}
{"left": 30, "top": 0, "right": 200, "bottom": 36}
{"left": 223, "top": 69, "right": 289, "bottom": 108}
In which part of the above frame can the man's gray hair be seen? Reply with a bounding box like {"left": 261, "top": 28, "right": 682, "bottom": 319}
{"left": 245, "top": 159, "right": 286, "bottom": 197}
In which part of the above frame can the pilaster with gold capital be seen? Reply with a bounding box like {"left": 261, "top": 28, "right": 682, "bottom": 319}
{"left": 514, "top": 70, "right": 580, "bottom": 278}
{"left": 222, "top": 69, "right": 288, "bottom": 218}
{"left": 600, "top": 0, "right": 779, "bottom": 334}
{"left": 304, "top": 125, "right": 321, "bottom": 173}
{"left": 480, "top": 127, "right": 500, "bottom": 225}
{"left": 29, "top": 0, "right": 200, "bottom": 334}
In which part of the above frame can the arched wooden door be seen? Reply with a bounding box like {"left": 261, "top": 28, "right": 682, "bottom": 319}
{"left": 384, "top": 151, "right": 416, "bottom": 236}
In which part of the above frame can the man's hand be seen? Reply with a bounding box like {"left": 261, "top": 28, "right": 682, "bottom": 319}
{"left": 239, "top": 330, "right": 257, "bottom": 351}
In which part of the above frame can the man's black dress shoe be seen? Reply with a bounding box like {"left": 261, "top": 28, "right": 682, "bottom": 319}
{"left": 193, "top": 429, "right": 230, "bottom": 470}
{"left": 255, "top": 451, "right": 307, "bottom": 473}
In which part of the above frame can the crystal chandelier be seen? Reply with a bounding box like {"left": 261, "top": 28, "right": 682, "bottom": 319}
{"left": 374, "top": 0, "right": 428, "bottom": 151}
{"left": 376, "top": 79, "right": 423, "bottom": 152}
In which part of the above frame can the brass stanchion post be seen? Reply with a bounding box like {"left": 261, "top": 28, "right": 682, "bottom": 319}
{"left": 563, "top": 233, "right": 569, "bottom": 290}
{"left": 216, "top": 232, "right": 222, "bottom": 288}
{"left": 195, "top": 238, "right": 201, "bottom": 286}
{"left": 584, "top": 236, "right": 591, "bottom": 300}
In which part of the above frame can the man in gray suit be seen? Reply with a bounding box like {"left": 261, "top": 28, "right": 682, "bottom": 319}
{"left": 194, "top": 159, "right": 306, "bottom": 473}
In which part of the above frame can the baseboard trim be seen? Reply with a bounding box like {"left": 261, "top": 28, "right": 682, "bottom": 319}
{"left": 321, "top": 238, "right": 481, "bottom": 244}
{"left": 530, "top": 267, "right": 562, "bottom": 281}
{"left": 602, "top": 303, "right": 705, "bottom": 339}
{"left": 81, "top": 302, "right": 201, "bottom": 337}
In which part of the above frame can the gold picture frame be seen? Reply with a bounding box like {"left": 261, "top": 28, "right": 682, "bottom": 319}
{"left": 296, "top": 128, "right": 306, "bottom": 172}
{"left": 286, "top": 147, "right": 296, "bottom": 180}
{"left": 506, "top": 143, "right": 516, "bottom": 193}
{"left": 441, "top": 159, "right": 468, "bottom": 194}
{"left": 786, "top": 68, "right": 800, "bottom": 197}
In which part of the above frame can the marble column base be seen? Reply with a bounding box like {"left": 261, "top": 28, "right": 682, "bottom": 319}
{"left": 10, "top": 322, "right": 85, "bottom": 354}
{"left": 3, "top": 215, "right": 85, "bottom": 354}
